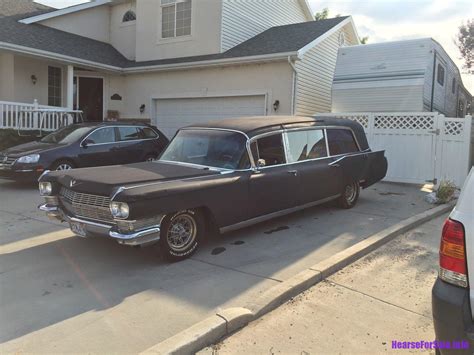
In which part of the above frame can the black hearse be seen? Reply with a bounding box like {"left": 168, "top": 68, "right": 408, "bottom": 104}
{"left": 38, "top": 116, "right": 388, "bottom": 261}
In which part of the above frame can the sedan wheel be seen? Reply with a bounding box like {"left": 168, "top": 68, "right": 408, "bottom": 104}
{"left": 160, "top": 210, "right": 204, "bottom": 261}
{"left": 51, "top": 160, "right": 75, "bottom": 171}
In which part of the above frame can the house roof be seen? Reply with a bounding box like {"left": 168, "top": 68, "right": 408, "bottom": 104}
{"left": 0, "top": 2, "right": 351, "bottom": 72}
{"left": 0, "top": 0, "right": 54, "bottom": 17}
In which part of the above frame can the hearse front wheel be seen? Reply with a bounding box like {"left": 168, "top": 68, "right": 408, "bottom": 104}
{"left": 159, "top": 209, "right": 204, "bottom": 262}
{"left": 338, "top": 179, "right": 360, "bottom": 209}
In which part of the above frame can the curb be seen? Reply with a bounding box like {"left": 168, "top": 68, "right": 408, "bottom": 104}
{"left": 141, "top": 203, "right": 452, "bottom": 355}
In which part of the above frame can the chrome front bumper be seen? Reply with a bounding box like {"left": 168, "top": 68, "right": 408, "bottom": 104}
{"left": 38, "top": 204, "right": 161, "bottom": 246}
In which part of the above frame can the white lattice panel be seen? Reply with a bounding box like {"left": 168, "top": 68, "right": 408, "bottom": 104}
{"left": 444, "top": 121, "right": 464, "bottom": 136}
{"left": 374, "top": 114, "right": 435, "bottom": 130}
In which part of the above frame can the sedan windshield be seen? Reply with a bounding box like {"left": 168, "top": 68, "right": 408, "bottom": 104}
{"left": 159, "top": 129, "right": 249, "bottom": 170}
{"left": 40, "top": 125, "right": 92, "bottom": 144}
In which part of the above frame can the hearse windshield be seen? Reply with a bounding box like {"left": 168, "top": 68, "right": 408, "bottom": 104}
{"left": 40, "top": 125, "right": 92, "bottom": 144}
{"left": 159, "top": 129, "right": 249, "bottom": 170}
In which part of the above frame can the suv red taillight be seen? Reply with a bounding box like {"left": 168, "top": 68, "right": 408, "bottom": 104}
{"left": 439, "top": 219, "right": 467, "bottom": 288}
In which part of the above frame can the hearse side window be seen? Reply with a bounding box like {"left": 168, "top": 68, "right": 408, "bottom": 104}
{"left": 437, "top": 64, "right": 445, "bottom": 86}
{"left": 326, "top": 129, "right": 359, "bottom": 156}
{"left": 86, "top": 127, "right": 116, "bottom": 144}
{"left": 139, "top": 127, "right": 158, "bottom": 139}
{"left": 118, "top": 126, "right": 140, "bottom": 141}
{"left": 286, "top": 129, "right": 327, "bottom": 163}
{"left": 254, "top": 133, "right": 286, "bottom": 166}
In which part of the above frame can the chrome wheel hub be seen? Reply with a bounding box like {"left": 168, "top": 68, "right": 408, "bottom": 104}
{"left": 167, "top": 214, "right": 197, "bottom": 251}
{"left": 344, "top": 182, "right": 357, "bottom": 203}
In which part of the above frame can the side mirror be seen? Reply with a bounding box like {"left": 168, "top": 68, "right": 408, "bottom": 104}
{"left": 257, "top": 159, "right": 266, "bottom": 168}
{"left": 81, "top": 139, "right": 93, "bottom": 148}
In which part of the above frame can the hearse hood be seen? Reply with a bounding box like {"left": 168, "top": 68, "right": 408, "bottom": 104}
{"left": 43, "top": 161, "right": 220, "bottom": 195}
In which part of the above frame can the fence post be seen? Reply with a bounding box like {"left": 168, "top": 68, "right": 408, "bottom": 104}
{"left": 33, "top": 99, "right": 39, "bottom": 130}
{"left": 465, "top": 115, "right": 473, "bottom": 172}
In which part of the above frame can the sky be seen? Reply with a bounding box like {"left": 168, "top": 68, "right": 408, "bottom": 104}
{"left": 36, "top": 0, "right": 473, "bottom": 92}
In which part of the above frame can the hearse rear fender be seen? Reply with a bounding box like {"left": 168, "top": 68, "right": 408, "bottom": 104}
{"left": 331, "top": 150, "right": 388, "bottom": 188}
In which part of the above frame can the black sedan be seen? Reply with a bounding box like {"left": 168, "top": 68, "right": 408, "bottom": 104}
{"left": 0, "top": 122, "right": 168, "bottom": 180}
{"left": 38, "top": 116, "right": 388, "bottom": 262}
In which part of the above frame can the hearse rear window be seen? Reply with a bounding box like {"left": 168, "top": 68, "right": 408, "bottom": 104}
{"left": 254, "top": 134, "right": 286, "bottom": 167}
{"left": 327, "top": 129, "right": 359, "bottom": 155}
{"left": 286, "top": 129, "right": 327, "bottom": 163}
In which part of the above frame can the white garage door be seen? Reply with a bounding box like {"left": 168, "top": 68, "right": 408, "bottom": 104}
{"left": 154, "top": 95, "right": 266, "bottom": 137}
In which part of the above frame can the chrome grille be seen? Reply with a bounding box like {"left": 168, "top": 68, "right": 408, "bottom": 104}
{"left": 0, "top": 154, "right": 16, "bottom": 168}
{"left": 60, "top": 187, "right": 114, "bottom": 223}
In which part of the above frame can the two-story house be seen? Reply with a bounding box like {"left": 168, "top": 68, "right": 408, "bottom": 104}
{"left": 0, "top": 0, "right": 359, "bottom": 137}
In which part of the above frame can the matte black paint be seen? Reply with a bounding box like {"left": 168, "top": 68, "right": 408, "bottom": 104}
{"left": 39, "top": 116, "right": 388, "bottom": 231}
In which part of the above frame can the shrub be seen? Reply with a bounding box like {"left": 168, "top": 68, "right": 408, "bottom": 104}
{"left": 436, "top": 180, "right": 457, "bottom": 204}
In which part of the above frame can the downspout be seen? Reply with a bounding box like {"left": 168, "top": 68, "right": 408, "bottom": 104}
{"left": 288, "top": 56, "right": 297, "bottom": 115}
{"left": 430, "top": 49, "right": 437, "bottom": 112}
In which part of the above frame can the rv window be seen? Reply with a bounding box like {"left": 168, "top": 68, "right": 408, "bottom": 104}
{"left": 437, "top": 64, "right": 445, "bottom": 86}
{"left": 452, "top": 78, "right": 456, "bottom": 94}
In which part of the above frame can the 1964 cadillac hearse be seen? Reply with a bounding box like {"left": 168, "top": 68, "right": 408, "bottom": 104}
{"left": 38, "top": 116, "right": 388, "bottom": 261}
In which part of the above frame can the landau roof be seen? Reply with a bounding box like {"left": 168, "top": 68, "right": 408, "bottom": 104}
{"left": 0, "top": 0, "right": 350, "bottom": 71}
{"left": 185, "top": 115, "right": 370, "bottom": 151}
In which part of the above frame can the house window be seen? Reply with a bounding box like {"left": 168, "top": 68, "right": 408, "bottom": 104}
{"left": 437, "top": 64, "right": 445, "bottom": 86}
{"left": 161, "top": 0, "right": 191, "bottom": 39}
{"left": 48, "top": 66, "right": 62, "bottom": 107}
{"left": 122, "top": 10, "right": 136, "bottom": 22}
{"left": 452, "top": 78, "right": 456, "bottom": 94}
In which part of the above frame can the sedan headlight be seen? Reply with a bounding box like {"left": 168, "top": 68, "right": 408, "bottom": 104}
{"left": 39, "top": 182, "right": 52, "bottom": 196}
{"left": 17, "top": 154, "right": 40, "bottom": 164}
{"left": 110, "top": 202, "right": 130, "bottom": 219}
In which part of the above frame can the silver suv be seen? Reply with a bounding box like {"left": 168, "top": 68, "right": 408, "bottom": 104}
{"left": 432, "top": 167, "right": 474, "bottom": 354}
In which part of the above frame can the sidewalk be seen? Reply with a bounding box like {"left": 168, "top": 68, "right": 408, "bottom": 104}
{"left": 199, "top": 213, "right": 448, "bottom": 354}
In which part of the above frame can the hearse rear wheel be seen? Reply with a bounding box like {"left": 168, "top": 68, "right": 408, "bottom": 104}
{"left": 338, "top": 179, "right": 360, "bottom": 209}
{"left": 159, "top": 209, "right": 204, "bottom": 262}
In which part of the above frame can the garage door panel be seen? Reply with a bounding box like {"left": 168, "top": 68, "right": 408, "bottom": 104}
{"left": 155, "top": 95, "right": 266, "bottom": 137}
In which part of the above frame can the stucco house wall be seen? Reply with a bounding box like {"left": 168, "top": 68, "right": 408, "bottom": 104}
{"left": 135, "top": 0, "right": 222, "bottom": 61}
{"left": 113, "top": 61, "right": 294, "bottom": 121}
{"left": 40, "top": 6, "right": 110, "bottom": 43}
{"left": 110, "top": 2, "right": 136, "bottom": 60}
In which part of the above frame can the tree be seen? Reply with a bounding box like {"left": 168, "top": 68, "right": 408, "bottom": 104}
{"left": 455, "top": 19, "right": 473, "bottom": 74}
{"left": 360, "top": 36, "right": 369, "bottom": 44}
{"left": 314, "top": 8, "right": 329, "bottom": 21}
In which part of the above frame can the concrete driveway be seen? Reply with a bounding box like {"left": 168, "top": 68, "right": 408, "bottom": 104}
{"left": 0, "top": 178, "right": 434, "bottom": 353}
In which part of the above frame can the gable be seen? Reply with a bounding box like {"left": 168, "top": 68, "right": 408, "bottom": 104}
{"left": 221, "top": 0, "right": 312, "bottom": 52}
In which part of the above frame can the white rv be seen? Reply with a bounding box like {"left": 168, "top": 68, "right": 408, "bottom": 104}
{"left": 332, "top": 38, "right": 472, "bottom": 117}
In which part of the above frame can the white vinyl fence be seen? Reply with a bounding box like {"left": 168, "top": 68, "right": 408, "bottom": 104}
{"left": 0, "top": 100, "right": 81, "bottom": 132}
{"left": 315, "top": 112, "right": 473, "bottom": 187}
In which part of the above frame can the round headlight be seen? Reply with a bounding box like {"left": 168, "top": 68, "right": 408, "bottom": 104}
{"left": 17, "top": 154, "right": 40, "bottom": 164}
{"left": 39, "top": 182, "right": 52, "bottom": 196}
{"left": 110, "top": 202, "right": 129, "bottom": 219}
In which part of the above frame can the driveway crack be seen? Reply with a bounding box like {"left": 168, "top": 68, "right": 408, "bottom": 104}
{"left": 190, "top": 258, "right": 282, "bottom": 283}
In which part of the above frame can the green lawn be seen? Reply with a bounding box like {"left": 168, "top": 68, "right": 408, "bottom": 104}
{"left": 0, "top": 130, "right": 42, "bottom": 151}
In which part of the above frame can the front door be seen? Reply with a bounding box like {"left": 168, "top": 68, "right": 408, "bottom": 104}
{"left": 78, "top": 127, "right": 120, "bottom": 167}
{"left": 248, "top": 133, "right": 298, "bottom": 218}
{"left": 76, "top": 77, "right": 103, "bottom": 122}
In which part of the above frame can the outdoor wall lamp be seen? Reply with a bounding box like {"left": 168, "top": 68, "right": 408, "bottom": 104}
{"left": 273, "top": 100, "right": 280, "bottom": 111}
{"left": 31, "top": 75, "right": 37, "bottom": 85}
{"left": 139, "top": 104, "right": 146, "bottom": 114}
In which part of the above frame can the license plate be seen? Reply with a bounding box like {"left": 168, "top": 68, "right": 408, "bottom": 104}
{"left": 70, "top": 221, "right": 87, "bottom": 237}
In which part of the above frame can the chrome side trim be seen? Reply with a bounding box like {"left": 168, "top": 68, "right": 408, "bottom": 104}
{"left": 80, "top": 125, "right": 158, "bottom": 147}
{"left": 109, "top": 226, "right": 160, "bottom": 241}
{"left": 219, "top": 194, "right": 340, "bottom": 233}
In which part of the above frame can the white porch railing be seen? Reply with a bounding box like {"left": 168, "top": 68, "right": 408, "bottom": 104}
{"left": 0, "top": 100, "right": 82, "bottom": 133}
{"left": 314, "top": 112, "right": 474, "bottom": 187}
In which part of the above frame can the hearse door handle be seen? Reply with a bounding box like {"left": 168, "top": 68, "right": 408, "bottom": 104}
{"left": 288, "top": 170, "right": 298, "bottom": 176}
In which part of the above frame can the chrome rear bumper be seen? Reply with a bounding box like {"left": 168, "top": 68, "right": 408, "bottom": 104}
{"left": 38, "top": 203, "right": 161, "bottom": 246}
